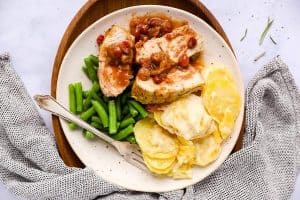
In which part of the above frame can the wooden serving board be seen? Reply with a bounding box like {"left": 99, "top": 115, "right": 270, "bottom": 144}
{"left": 51, "top": 0, "right": 243, "bottom": 168}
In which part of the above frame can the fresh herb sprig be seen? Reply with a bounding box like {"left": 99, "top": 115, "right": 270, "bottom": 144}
{"left": 259, "top": 18, "right": 274, "bottom": 45}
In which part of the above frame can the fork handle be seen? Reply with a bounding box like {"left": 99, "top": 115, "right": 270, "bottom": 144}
{"left": 34, "top": 95, "right": 115, "bottom": 144}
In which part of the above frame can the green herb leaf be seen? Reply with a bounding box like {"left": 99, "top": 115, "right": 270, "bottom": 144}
{"left": 259, "top": 18, "right": 273, "bottom": 45}
{"left": 240, "top": 28, "right": 248, "bottom": 42}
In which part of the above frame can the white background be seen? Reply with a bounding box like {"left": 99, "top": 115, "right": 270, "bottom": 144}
{"left": 0, "top": 0, "right": 299, "bottom": 199}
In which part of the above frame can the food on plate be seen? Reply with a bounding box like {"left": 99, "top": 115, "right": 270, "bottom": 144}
{"left": 132, "top": 66, "right": 204, "bottom": 104}
{"left": 202, "top": 64, "right": 241, "bottom": 140}
{"left": 134, "top": 117, "right": 220, "bottom": 178}
{"left": 132, "top": 25, "right": 204, "bottom": 104}
{"left": 135, "top": 25, "right": 203, "bottom": 64}
{"left": 193, "top": 134, "right": 221, "bottom": 166}
{"left": 168, "top": 137, "right": 195, "bottom": 178}
{"left": 134, "top": 118, "right": 178, "bottom": 159}
{"left": 68, "top": 54, "right": 148, "bottom": 142}
{"left": 98, "top": 25, "right": 135, "bottom": 97}
{"left": 67, "top": 13, "right": 241, "bottom": 179}
{"left": 129, "top": 14, "right": 186, "bottom": 42}
{"left": 153, "top": 94, "right": 214, "bottom": 140}
{"left": 134, "top": 118, "right": 195, "bottom": 178}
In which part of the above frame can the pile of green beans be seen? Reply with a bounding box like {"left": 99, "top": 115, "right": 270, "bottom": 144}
{"left": 67, "top": 55, "right": 148, "bottom": 143}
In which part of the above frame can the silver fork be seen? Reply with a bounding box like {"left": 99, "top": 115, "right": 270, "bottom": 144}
{"left": 34, "top": 95, "right": 148, "bottom": 172}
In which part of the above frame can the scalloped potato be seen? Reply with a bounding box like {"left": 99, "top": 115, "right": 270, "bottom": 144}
{"left": 134, "top": 118, "right": 196, "bottom": 178}
{"left": 202, "top": 64, "right": 241, "bottom": 140}
{"left": 193, "top": 134, "right": 221, "bottom": 166}
{"left": 134, "top": 118, "right": 178, "bottom": 159}
{"left": 153, "top": 94, "right": 214, "bottom": 140}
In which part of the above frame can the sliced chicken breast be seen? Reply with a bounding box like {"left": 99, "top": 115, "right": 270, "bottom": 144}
{"left": 98, "top": 25, "right": 135, "bottom": 97}
{"left": 132, "top": 65, "right": 204, "bottom": 104}
{"left": 132, "top": 25, "right": 204, "bottom": 104}
{"left": 135, "top": 25, "right": 203, "bottom": 63}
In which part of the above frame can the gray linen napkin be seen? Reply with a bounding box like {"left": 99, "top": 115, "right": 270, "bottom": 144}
{"left": 0, "top": 52, "right": 299, "bottom": 200}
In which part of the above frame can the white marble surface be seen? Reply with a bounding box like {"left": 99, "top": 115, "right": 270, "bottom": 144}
{"left": 0, "top": 0, "right": 299, "bottom": 199}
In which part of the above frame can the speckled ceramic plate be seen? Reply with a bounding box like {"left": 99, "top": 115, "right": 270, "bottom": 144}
{"left": 56, "top": 5, "right": 244, "bottom": 192}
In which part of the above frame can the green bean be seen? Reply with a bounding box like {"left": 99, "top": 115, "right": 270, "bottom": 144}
{"left": 128, "top": 103, "right": 138, "bottom": 117}
{"left": 83, "top": 90, "right": 89, "bottom": 98}
{"left": 82, "top": 66, "right": 90, "bottom": 80}
{"left": 91, "top": 116, "right": 102, "bottom": 124}
{"left": 83, "top": 94, "right": 92, "bottom": 111}
{"left": 121, "top": 90, "right": 131, "bottom": 105}
{"left": 123, "top": 113, "right": 132, "bottom": 120}
{"left": 116, "top": 122, "right": 120, "bottom": 130}
{"left": 83, "top": 130, "right": 95, "bottom": 139}
{"left": 102, "top": 95, "right": 109, "bottom": 102}
{"left": 68, "top": 122, "right": 77, "bottom": 130}
{"left": 129, "top": 100, "right": 148, "bottom": 118}
{"left": 91, "top": 81, "right": 100, "bottom": 93}
{"left": 135, "top": 114, "right": 143, "bottom": 122}
{"left": 108, "top": 100, "right": 117, "bottom": 134}
{"left": 91, "top": 121, "right": 103, "bottom": 130}
{"left": 84, "top": 57, "right": 98, "bottom": 82}
{"left": 122, "top": 104, "right": 129, "bottom": 115}
{"left": 116, "top": 97, "right": 122, "bottom": 121}
{"left": 90, "top": 90, "right": 108, "bottom": 112}
{"left": 92, "top": 100, "right": 108, "bottom": 128}
{"left": 68, "top": 84, "right": 76, "bottom": 113}
{"left": 126, "top": 135, "right": 137, "bottom": 144}
{"left": 89, "top": 55, "right": 99, "bottom": 66}
{"left": 112, "top": 125, "right": 134, "bottom": 140}
{"left": 120, "top": 117, "right": 135, "bottom": 129}
{"left": 80, "top": 107, "right": 95, "bottom": 121}
{"left": 74, "top": 82, "right": 83, "bottom": 113}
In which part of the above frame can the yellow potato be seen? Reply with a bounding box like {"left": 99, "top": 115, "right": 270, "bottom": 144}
{"left": 169, "top": 163, "right": 193, "bottom": 179}
{"left": 134, "top": 118, "right": 179, "bottom": 159}
{"left": 210, "top": 121, "right": 223, "bottom": 144}
{"left": 193, "top": 134, "right": 221, "bottom": 166}
{"left": 144, "top": 155, "right": 176, "bottom": 174}
{"left": 202, "top": 64, "right": 235, "bottom": 84}
{"left": 202, "top": 65, "right": 241, "bottom": 140}
{"left": 153, "top": 94, "right": 214, "bottom": 140}
{"left": 169, "top": 137, "right": 195, "bottom": 179}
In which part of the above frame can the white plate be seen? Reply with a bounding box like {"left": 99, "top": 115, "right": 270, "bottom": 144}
{"left": 57, "top": 5, "right": 244, "bottom": 192}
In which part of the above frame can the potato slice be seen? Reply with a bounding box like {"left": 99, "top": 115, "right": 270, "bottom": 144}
{"left": 144, "top": 155, "right": 176, "bottom": 172}
{"left": 153, "top": 94, "right": 214, "bottom": 140}
{"left": 193, "top": 134, "right": 221, "bottom": 166}
{"left": 202, "top": 65, "right": 241, "bottom": 140}
{"left": 134, "top": 118, "right": 179, "bottom": 159}
{"left": 144, "top": 157, "right": 176, "bottom": 175}
{"left": 169, "top": 137, "right": 195, "bottom": 179}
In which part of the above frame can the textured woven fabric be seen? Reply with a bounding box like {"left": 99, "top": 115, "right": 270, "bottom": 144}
{"left": 0, "top": 52, "right": 299, "bottom": 200}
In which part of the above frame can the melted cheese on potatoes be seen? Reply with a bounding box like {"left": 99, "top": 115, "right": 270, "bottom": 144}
{"left": 202, "top": 64, "right": 241, "bottom": 140}
{"left": 154, "top": 94, "right": 214, "bottom": 140}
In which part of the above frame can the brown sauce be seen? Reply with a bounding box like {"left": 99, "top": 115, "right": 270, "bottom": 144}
{"left": 102, "top": 65, "right": 132, "bottom": 89}
{"left": 130, "top": 13, "right": 187, "bottom": 41}
{"left": 130, "top": 14, "right": 205, "bottom": 84}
